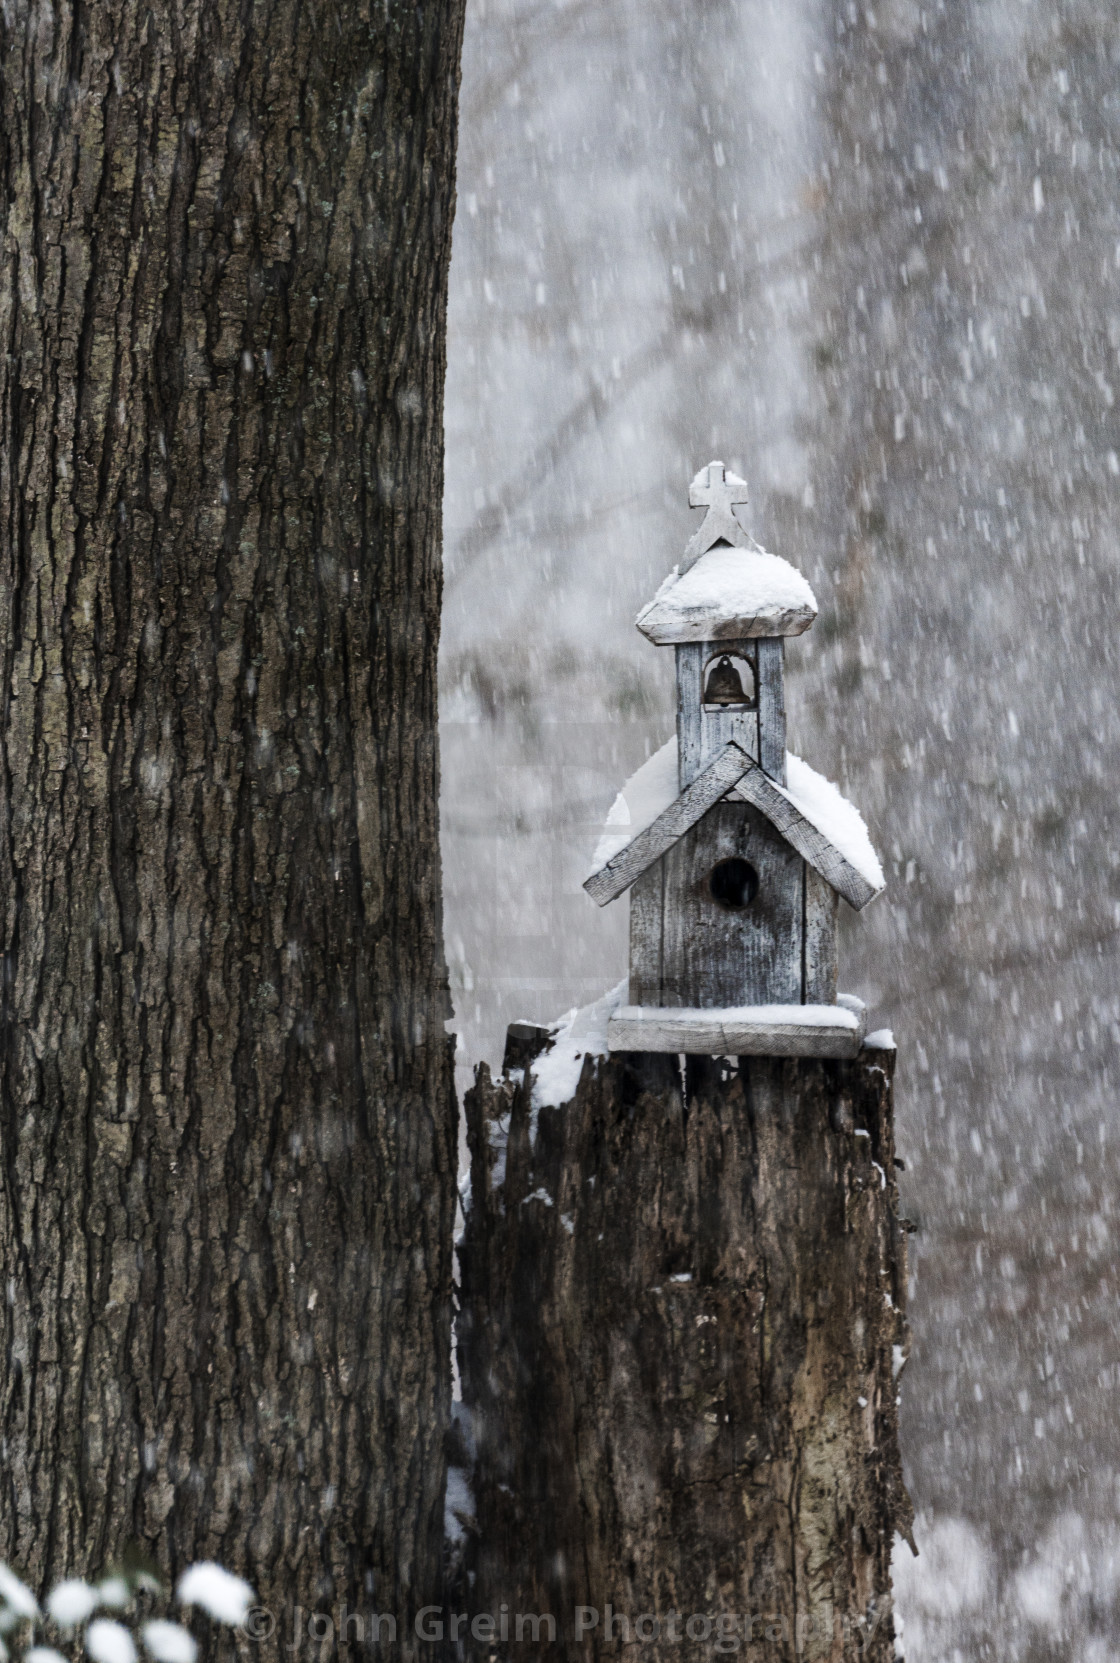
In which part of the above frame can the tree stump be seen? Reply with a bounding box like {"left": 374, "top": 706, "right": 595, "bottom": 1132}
{"left": 459, "top": 1038, "right": 914, "bottom": 1662}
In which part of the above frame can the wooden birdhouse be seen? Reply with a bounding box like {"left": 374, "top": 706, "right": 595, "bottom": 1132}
{"left": 583, "top": 461, "right": 885, "bottom": 1056}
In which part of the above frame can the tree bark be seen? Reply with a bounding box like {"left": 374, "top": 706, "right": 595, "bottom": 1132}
{"left": 459, "top": 1040, "right": 914, "bottom": 1662}
{"left": 0, "top": 0, "right": 464, "bottom": 1641}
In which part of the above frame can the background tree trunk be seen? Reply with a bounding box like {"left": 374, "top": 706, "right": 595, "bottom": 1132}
{"left": 0, "top": 0, "right": 464, "bottom": 1640}
{"left": 459, "top": 1040, "right": 914, "bottom": 1661}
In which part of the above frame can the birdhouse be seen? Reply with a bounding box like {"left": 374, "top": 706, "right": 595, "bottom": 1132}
{"left": 583, "top": 461, "right": 885, "bottom": 1057}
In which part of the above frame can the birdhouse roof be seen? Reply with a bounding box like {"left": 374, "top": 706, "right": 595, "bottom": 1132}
{"left": 633, "top": 459, "right": 818, "bottom": 643}
{"left": 584, "top": 738, "right": 884, "bottom": 911}
{"left": 635, "top": 542, "right": 818, "bottom": 644}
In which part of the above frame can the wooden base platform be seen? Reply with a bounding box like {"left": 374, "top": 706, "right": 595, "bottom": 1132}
{"left": 606, "top": 999, "right": 866, "bottom": 1057}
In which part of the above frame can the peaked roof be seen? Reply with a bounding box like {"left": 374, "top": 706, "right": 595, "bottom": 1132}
{"left": 583, "top": 741, "right": 883, "bottom": 912}
{"left": 635, "top": 542, "right": 818, "bottom": 644}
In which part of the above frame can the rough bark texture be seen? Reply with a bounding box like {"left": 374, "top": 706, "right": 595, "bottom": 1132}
{"left": 0, "top": 0, "right": 464, "bottom": 1641}
{"left": 459, "top": 1040, "right": 914, "bottom": 1662}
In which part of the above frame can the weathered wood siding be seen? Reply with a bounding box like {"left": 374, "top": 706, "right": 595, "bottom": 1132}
{"left": 757, "top": 637, "right": 787, "bottom": 781}
{"left": 628, "top": 861, "right": 665, "bottom": 1005}
{"left": 804, "top": 865, "right": 839, "bottom": 1003}
{"left": 629, "top": 806, "right": 843, "bottom": 1010}
{"left": 676, "top": 639, "right": 760, "bottom": 788}
{"left": 658, "top": 802, "right": 803, "bottom": 1006}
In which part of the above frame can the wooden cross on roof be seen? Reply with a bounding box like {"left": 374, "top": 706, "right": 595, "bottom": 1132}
{"left": 680, "top": 460, "right": 750, "bottom": 574}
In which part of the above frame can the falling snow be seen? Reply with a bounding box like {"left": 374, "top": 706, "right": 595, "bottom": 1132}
{"left": 440, "top": 0, "right": 1120, "bottom": 1655}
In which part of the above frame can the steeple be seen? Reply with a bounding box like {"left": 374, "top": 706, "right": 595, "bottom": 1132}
{"left": 635, "top": 461, "right": 816, "bottom": 790}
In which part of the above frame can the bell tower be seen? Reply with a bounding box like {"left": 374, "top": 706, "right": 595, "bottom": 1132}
{"left": 677, "top": 636, "right": 784, "bottom": 787}
{"left": 635, "top": 461, "right": 811, "bottom": 790}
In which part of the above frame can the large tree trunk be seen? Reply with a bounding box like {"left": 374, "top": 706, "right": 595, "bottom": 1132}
{"left": 0, "top": 0, "right": 464, "bottom": 1639}
{"left": 459, "top": 1039, "right": 914, "bottom": 1661}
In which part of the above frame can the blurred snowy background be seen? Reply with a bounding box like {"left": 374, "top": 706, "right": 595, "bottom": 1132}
{"left": 440, "top": 0, "right": 1120, "bottom": 1656}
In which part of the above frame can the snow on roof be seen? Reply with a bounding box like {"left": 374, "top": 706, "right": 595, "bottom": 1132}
{"left": 635, "top": 542, "right": 818, "bottom": 644}
{"left": 780, "top": 753, "right": 885, "bottom": 894}
{"left": 588, "top": 737, "right": 678, "bottom": 875}
{"left": 588, "top": 739, "right": 884, "bottom": 898}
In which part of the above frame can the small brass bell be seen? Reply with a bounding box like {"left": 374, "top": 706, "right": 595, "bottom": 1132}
{"left": 704, "top": 654, "right": 748, "bottom": 706}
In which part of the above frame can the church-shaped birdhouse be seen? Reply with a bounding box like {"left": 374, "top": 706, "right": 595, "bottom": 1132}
{"left": 583, "top": 461, "right": 885, "bottom": 1057}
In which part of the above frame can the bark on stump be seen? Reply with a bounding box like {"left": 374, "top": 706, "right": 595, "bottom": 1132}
{"left": 459, "top": 1041, "right": 914, "bottom": 1662}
